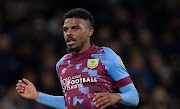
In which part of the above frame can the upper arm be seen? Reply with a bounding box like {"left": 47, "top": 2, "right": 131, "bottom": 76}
{"left": 103, "top": 47, "right": 139, "bottom": 106}
{"left": 103, "top": 47, "right": 132, "bottom": 88}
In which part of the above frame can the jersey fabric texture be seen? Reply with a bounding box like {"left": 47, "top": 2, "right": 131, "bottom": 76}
{"left": 56, "top": 44, "right": 133, "bottom": 109}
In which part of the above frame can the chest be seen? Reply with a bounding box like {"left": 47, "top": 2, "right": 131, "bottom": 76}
{"left": 57, "top": 56, "right": 106, "bottom": 80}
{"left": 57, "top": 53, "right": 117, "bottom": 94}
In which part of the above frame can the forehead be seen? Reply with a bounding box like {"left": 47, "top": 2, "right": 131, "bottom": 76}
{"left": 63, "top": 18, "right": 88, "bottom": 27}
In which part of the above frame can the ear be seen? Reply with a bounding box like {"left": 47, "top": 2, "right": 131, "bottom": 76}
{"left": 88, "top": 27, "right": 94, "bottom": 37}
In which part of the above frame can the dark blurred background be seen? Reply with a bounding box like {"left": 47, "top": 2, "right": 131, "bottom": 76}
{"left": 0, "top": 0, "right": 179, "bottom": 109}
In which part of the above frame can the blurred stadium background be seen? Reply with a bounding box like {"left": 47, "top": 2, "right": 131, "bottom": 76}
{"left": 0, "top": 0, "right": 179, "bottom": 109}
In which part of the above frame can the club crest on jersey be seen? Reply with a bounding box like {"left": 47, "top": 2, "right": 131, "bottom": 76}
{"left": 87, "top": 59, "right": 99, "bottom": 69}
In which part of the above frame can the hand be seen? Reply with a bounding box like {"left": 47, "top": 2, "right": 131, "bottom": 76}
{"left": 16, "top": 78, "right": 39, "bottom": 101}
{"left": 93, "top": 92, "right": 122, "bottom": 109}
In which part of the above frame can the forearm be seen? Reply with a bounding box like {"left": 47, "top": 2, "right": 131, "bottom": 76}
{"left": 118, "top": 83, "right": 139, "bottom": 106}
{"left": 37, "top": 92, "right": 66, "bottom": 109}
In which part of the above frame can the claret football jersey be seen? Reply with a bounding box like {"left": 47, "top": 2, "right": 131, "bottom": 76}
{"left": 56, "top": 44, "right": 132, "bottom": 109}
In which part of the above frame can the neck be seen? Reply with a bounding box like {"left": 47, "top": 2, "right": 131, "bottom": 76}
{"left": 74, "top": 43, "right": 91, "bottom": 54}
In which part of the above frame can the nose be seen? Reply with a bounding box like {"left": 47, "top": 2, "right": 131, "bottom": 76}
{"left": 67, "top": 29, "right": 74, "bottom": 36}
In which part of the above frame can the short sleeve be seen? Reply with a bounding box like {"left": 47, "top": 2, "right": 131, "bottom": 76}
{"left": 103, "top": 47, "right": 132, "bottom": 88}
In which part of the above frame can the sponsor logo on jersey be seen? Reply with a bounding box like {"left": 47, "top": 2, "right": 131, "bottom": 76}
{"left": 61, "top": 75, "right": 97, "bottom": 92}
{"left": 87, "top": 58, "right": 99, "bottom": 69}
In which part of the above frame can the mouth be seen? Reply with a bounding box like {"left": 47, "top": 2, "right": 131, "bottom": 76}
{"left": 66, "top": 38, "right": 76, "bottom": 46}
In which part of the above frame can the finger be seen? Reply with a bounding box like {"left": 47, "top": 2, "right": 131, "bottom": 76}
{"left": 20, "top": 89, "right": 25, "bottom": 92}
{"left": 93, "top": 93, "right": 104, "bottom": 101}
{"left": 16, "top": 86, "right": 25, "bottom": 90}
{"left": 17, "top": 89, "right": 25, "bottom": 93}
{"left": 16, "top": 86, "right": 20, "bottom": 90}
{"left": 17, "top": 82, "right": 25, "bottom": 87}
{"left": 18, "top": 80, "right": 22, "bottom": 83}
{"left": 16, "top": 83, "right": 25, "bottom": 89}
{"left": 23, "top": 78, "right": 31, "bottom": 85}
{"left": 95, "top": 98, "right": 109, "bottom": 107}
{"left": 101, "top": 102, "right": 111, "bottom": 109}
{"left": 94, "top": 94, "right": 109, "bottom": 103}
{"left": 21, "top": 83, "right": 27, "bottom": 88}
{"left": 16, "top": 85, "right": 25, "bottom": 90}
{"left": 16, "top": 83, "right": 20, "bottom": 87}
{"left": 94, "top": 92, "right": 107, "bottom": 95}
{"left": 94, "top": 93, "right": 106, "bottom": 96}
{"left": 94, "top": 96, "right": 109, "bottom": 106}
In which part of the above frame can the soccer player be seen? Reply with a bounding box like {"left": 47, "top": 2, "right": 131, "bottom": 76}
{"left": 16, "top": 8, "right": 139, "bottom": 109}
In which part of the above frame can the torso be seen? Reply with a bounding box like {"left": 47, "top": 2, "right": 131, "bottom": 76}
{"left": 56, "top": 45, "right": 116, "bottom": 109}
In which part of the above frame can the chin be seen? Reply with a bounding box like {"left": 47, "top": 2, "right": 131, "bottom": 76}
{"left": 66, "top": 45, "right": 80, "bottom": 53}
{"left": 67, "top": 44, "right": 76, "bottom": 49}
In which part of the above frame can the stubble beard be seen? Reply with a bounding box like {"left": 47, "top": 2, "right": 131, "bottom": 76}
{"left": 66, "top": 38, "right": 87, "bottom": 54}
{"left": 66, "top": 45, "right": 81, "bottom": 54}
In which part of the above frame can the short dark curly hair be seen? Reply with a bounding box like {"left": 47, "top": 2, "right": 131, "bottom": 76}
{"left": 64, "top": 8, "right": 94, "bottom": 27}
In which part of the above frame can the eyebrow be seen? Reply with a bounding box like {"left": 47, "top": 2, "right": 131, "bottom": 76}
{"left": 63, "top": 25, "right": 80, "bottom": 28}
{"left": 72, "top": 25, "right": 80, "bottom": 28}
{"left": 63, "top": 25, "right": 80, "bottom": 29}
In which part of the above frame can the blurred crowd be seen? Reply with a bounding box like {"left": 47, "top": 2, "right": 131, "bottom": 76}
{"left": 0, "top": 0, "right": 179, "bottom": 109}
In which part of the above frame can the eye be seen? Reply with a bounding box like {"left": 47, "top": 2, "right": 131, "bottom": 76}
{"left": 73, "top": 27, "right": 79, "bottom": 31}
{"left": 63, "top": 28, "right": 68, "bottom": 32}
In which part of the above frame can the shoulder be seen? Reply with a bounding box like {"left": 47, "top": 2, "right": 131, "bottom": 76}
{"left": 92, "top": 46, "right": 121, "bottom": 63}
{"left": 102, "top": 47, "right": 120, "bottom": 61}
{"left": 56, "top": 54, "right": 71, "bottom": 68}
{"left": 102, "top": 47, "right": 115, "bottom": 54}
{"left": 93, "top": 45, "right": 118, "bottom": 55}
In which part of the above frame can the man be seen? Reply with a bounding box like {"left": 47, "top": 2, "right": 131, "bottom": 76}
{"left": 16, "top": 8, "right": 139, "bottom": 109}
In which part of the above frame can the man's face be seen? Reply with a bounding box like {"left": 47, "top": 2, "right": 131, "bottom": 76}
{"left": 63, "top": 18, "right": 92, "bottom": 53}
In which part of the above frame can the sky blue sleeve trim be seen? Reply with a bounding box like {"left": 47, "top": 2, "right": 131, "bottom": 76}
{"left": 37, "top": 92, "right": 66, "bottom": 109}
{"left": 117, "top": 83, "right": 139, "bottom": 106}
